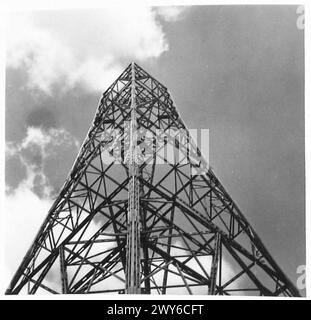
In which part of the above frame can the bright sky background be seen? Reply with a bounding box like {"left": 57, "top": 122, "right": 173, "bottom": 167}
{"left": 2, "top": 4, "right": 305, "bottom": 295}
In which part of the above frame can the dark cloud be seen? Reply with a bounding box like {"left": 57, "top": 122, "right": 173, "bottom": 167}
{"left": 43, "top": 139, "right": 78, "bottom": 197}
{"left": 142, "top": 5, "right": 304, "bottom": 291}
{"left": 20, "top": 144, "right": 43, "bottom": 170}
{"left": 5, "top": 126, "right": 79, "bottom": 200}
{"left": 6, "top": 68, "right": 98, "bottom": 146}
{"left": 6, "top": 68, "right": 59, "bottom": 142}
{"left": 26, "top": 107, "right": 57, "bottom": 130}
{"left": 31, "top": 174, "right": 47, "bottom": 199}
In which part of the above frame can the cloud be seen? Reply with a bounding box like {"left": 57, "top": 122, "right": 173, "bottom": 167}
{"left": 6, "top": 6, "right": 186, "bottom": 94}
{"left": 26, "top": 107, "right": 57, "bottom": 129}
{"left": 6, "top": 126, "right": 80, "bottom": 197}
{"left": 155, "top": 6, "right": 187, "bottom": 22}
{"left": 3, "top": 181, "right": 53, "bottom": 291}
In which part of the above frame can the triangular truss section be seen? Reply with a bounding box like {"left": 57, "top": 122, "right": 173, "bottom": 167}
{"left": 6, "top": 63, "right": 300, "bottom": 296}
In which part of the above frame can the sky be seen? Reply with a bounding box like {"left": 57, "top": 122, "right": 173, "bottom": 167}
{"left": 3, "top": 5, "right": 305, "bottom": 295}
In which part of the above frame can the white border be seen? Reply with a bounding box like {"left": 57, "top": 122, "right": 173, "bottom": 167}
{"left": 0, "top": 0, "right": 309, "bottom": 300}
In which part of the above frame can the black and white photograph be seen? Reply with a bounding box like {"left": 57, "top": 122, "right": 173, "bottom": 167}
{"left": 0, "top": 0, "right": 308, "bottom": 301}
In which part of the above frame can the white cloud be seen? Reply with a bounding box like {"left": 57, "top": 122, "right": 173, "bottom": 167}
{"left": 6, "top": 126, "right": 80, "bottom": 197}
{"left": 6, "top": 6, "right": 186, "bottom": 94}
{"left": 155, "top": 5, "right": 186, "bottom": 22}
{"left": 3, "top": 181, "right": 52, "bottom": 292}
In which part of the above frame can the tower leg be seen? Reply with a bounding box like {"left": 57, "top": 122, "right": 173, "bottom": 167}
{"left": 208, "top": 233, "right": 221, "bottom": 295}
{"left": 125, "top": 62, "right": 141, "bottom": 294}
